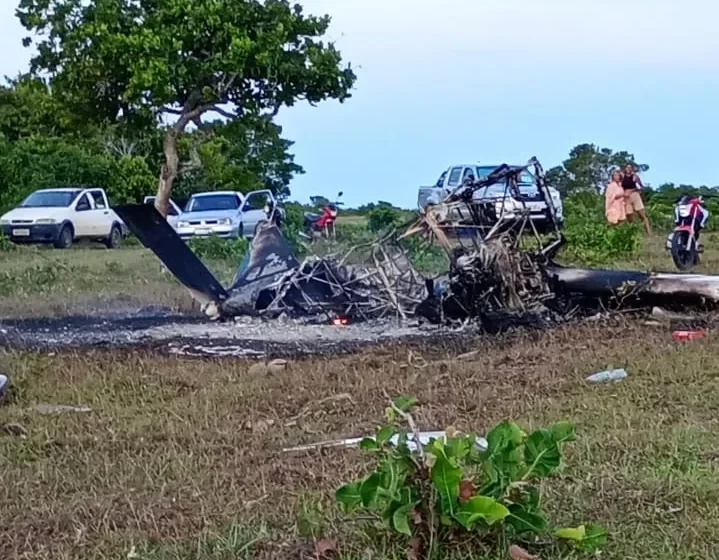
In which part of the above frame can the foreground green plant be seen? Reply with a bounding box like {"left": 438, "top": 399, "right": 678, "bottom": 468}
{"left": 336, "top": 396, "right": 606, "bottom": 558}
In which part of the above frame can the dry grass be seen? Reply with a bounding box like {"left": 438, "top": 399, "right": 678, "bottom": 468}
{"left": 0, "top": 244, "right": 238, "bottom": 317}
{"left": 2, "top": 322, "right": 719, "bottom": 559}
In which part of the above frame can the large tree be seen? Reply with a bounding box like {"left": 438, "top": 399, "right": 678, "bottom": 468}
{"left": 17, "top": 0, "right": 356, "bottom": 215}
{"left": 546, "top": 143, "right": 649, "bottom": 195}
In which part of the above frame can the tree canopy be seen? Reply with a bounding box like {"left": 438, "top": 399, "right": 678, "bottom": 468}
{"left": 17, "top": 0, "right": 356, "bottom": 214}
{"left": 546, "top": 143, "right": 649, "bottom": 195}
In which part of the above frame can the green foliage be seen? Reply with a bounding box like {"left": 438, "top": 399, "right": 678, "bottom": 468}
{"left": 0, "top": 231, "right": 15, "bottom": 252}
{"left": 188, "top": 236, "right": 249, "bottom": 262}
{"left": 18, "top": 0, "right": 355, "bottom": 203}
{"left": 336, "top": 397, "right": 605, "bottom": 557}
{"left": 367, "top": 206, "right": 404, "bottom": 233}
{"left": 546, "top": 143, "right": 648, "bottom": 195}
{"left": 561, "top": 191, "right": 644, "bottom": 266}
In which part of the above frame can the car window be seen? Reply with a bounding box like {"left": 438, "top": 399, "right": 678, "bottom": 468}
{"left": 435, "top": 170, "right": 447, "bottom": 187}
{"left": 21, "top": 190, "right": 82, "bottom": 208}
{"left": 75, "top": 193, "right": 92, "bottom": 211}
{"left": 447, "top": 167, "right": 463, "bottom": 187}
{"left": 186, "top": 194, "right": 240, "bottom": 212}
{"left": 145, "top": 197, "right": 179, "bottom": 215}
{"left": 89, "top": 190, "right": 106, "bottom": 209}
{"left": 243, "top": 192, "right": 270, "bottom": 211}
{"left": 477, "top": 166, "right": 497, "bottom": 179}
{"left": 462, "top": 167, "right": 475, "bottom": 182}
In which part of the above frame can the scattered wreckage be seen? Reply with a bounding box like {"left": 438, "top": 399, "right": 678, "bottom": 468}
{"left": 115, "top": 157, "right": 719, "bottom": 329}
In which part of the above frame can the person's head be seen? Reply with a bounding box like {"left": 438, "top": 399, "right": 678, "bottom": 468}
{"left": 612, "top": 170, "right": 622, "bottom": 183}
{"left": 624, "top": 163, "right": 634, "bottom": 175}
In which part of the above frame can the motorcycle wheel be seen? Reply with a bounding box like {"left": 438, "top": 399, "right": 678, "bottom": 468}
{"left": 671, "top": 230, "right": 698, "bottom": 271}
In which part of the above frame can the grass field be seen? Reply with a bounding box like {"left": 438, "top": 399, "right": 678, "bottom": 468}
{"left": 2, "top": 233, "right": 719, "bottom": 559}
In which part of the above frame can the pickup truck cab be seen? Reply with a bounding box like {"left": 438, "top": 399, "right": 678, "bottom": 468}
{"left": 418, "top": 164, "right": 564, "bottom": 230}
{"left": 176, "top": 189, "right": 283, "bottom": 240}
{"left": 0, "top": 187, "right": 125, "bottom": 249}
{"left": 143, "top": 196, "right": 182, "bottom": 229}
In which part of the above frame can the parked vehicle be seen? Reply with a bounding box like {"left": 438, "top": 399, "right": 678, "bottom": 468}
{"left": 417, "top": 163, "right": 564, "bottom": 232}
{"left": 300, "top": 192, "right": 343, "bottom": 241}
{"left": 665, "top": 194, "right": 710, "bottom": 271}
{"left": 143, "top": 196, "right": 182, "bottom": 229}
{"left": 0, "top": 187, "right": 126, "bottom": 249}
{"left": 175, "top": 189, "right": 283, "bottom": 240}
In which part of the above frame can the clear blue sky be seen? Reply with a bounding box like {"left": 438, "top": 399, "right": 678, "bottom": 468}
{"left": 2, "top": 0, "right": 718, "bottom": 208}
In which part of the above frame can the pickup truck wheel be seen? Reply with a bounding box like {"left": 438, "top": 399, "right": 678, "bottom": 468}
{"left": 105, "top": 225, "right": 122, "bottom": 249}
{"left": 54, "top": 224, "right": 73, "bottom": 249}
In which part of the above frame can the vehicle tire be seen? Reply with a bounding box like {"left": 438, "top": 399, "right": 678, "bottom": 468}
{"left": 237, "top": 223, "right": 244, "bottom": 238}
{"left": 105, "top": 225, "right": 122, "bottom": 249}
{"left": 54, "top": 223, "right": 73, "bottom": 249}
{"left": 671, "top": 230, "right": 696, "bottom": 271}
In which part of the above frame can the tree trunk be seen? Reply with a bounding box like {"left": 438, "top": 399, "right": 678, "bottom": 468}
{"left": 155, "top": 128, "right": 180, "bottom": 218}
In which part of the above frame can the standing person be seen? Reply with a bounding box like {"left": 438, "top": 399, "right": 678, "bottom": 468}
{"left": 605, "top": 171, "right": 626, "bottom": 225}
{"left": 621, "top": 163, "right": 651, "bottom": 233}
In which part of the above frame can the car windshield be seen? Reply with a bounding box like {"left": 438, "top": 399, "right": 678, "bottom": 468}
{"left": 477, "top": 166, "right": 534, "bottom": 185}
{"left": 21, "top": 190, "right": 81, "bottom": 208}
{"left": 186, "top": 194, "right": 239, "bottom": 212}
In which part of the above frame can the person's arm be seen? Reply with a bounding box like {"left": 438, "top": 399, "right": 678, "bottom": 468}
{"left": 634, "top": 173, "right": 644, "bottom": 189}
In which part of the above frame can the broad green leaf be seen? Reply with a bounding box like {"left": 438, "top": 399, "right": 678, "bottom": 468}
{"left": 391, "top": 504, "right": 414, "bottom": 536}
{"left": 359, "top": 437, "right": 379, "bottom": 451}
{"left": 550, "top": 421, "right": 577, "bottom": 443}
{"left": 523, "top": 430, "right": 561, "bottom": 478}
{"left": 359, "top": 473, "right": 381, "bottom": 507}
{"left": 454, "top": 496, "right": 510, "bottom": 529}
{"left": 392, "top": 396, "right": 417, "bottom": 413}
{"left": 430, "top": 453, "right": 462, "bottom": 516}
{"left": 506, "top": 504, "right": 548, "bottom": 535}
{"left": 555, "top": 525, "right": 586, "bottom": 541}
{"left": 375, "top": 425, "right": 396, "bottom": 445}
{"left": 445, "top": 434, "right": 472, "bottom": 460}
{"left": 335, "top": 482, "right": 362, "bottom": 511}
{"left": 484, "top": 420, "right": 526, "bottom": 458}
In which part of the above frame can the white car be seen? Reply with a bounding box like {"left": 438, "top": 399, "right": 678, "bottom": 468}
{"left": 143, "top": 196, "right": 182, "bottom": 229}
{"left": 0, "top": 187, "right": 125, "bottom": 249}
{"left": 175, "top": 189, "right": 280, "bottom": 240}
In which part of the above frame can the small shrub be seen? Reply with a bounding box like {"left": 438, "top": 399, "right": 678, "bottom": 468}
{"left": 0, "top": 231, "right": 15, "bottom": 252}
{"left": 336, "top": 396, "right": 606, "bottom": 558}
{"left": 188, "top": 236, "right": 249, "bottom": 262}
{"left": 367, "top": 206, "right": 403, "bottom": 233}
{"left": 561, "top": 191, "right": 643, "bottom": 266}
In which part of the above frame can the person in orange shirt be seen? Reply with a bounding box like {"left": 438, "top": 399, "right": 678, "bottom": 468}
{"left": 605, "top": 171, "right": 626, "bottom": 225}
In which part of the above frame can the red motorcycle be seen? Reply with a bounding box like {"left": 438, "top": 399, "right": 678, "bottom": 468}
{"left": 300, "top": 192, "right": 343, "bottom": 241}
{"left": 665, "top": 194, "right": 710, "bottom": 271}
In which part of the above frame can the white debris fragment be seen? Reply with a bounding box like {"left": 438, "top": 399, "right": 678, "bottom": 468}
{"left": 283, "top": 430, "right": 488, "bottom": 453}
{"left": 586, "top": 368, "right": 627, "bottom": 383}
{"left": 32, "top": 404, "right": 92, "bottom": 415}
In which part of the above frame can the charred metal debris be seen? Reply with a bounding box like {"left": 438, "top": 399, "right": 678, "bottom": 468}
{"left": 115, "top": 157, "right": 719, "bottom": 329}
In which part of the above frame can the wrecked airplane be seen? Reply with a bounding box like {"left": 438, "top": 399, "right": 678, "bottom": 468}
{"left": 114, "top": 157, "right": 719, "bottom": 329}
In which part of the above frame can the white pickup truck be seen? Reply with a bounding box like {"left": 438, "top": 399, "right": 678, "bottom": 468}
{"left": 0, "top": 187, "right": 126, "bottom": 249}
{"left": 418, "top": 163, "right": 564, "bottom": 231}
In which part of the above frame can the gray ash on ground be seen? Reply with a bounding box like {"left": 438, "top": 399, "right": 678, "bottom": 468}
{"left": 0, "top": 310, "right": 446, "bottom": 357}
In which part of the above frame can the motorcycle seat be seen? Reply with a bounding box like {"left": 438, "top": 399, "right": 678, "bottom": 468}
{"left": 304, "top": 212, "right": 321, "bottom": 221}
